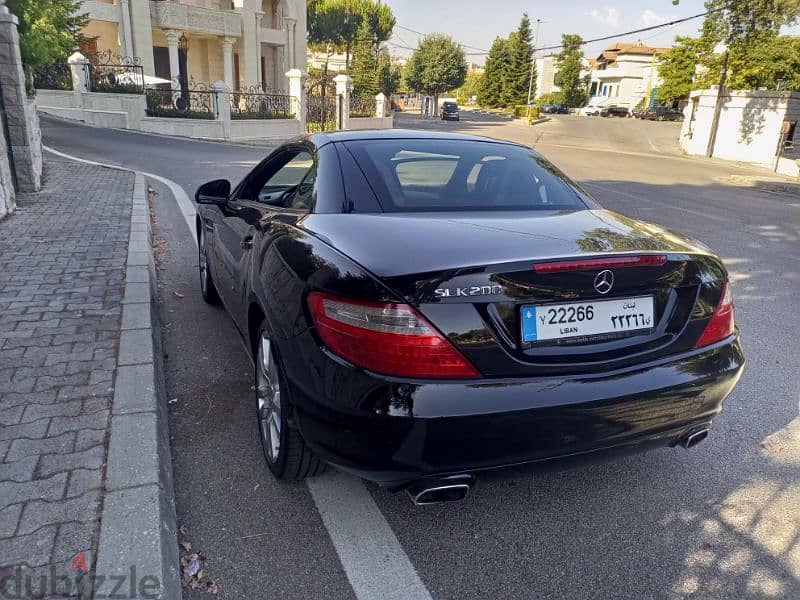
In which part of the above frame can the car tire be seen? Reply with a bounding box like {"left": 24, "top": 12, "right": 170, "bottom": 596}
{"left": 255, "top": 328, "right": 325, "bottom": 481}
{"left": 198, "top": 226, "right": 221, "bottom": 305}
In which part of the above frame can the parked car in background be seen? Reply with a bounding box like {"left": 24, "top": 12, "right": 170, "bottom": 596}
{"left": 581, "top": 104, "right": 602, "bottom": 116}
{"left": 644, "top": 106, "right": 684, "bottom": 122}
{"left": 441, "top": 101, "right": 460, "bottom": 121}
{"left": 541, "top": 104, "right": 570, "bottom": 115}
{"left": 600, "top": 105, "right": 630, "bottom": 118}
{"left": 631, "top": 107, "right": 646, "bottom": 119}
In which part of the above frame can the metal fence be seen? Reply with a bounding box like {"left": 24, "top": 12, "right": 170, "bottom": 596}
{"left": 145, "top": 86, "right": 217, "bottom": 119}
{"left": 306, "top": 92, "right": 337, "bottom": 132}
{"left": 230, "top": 85, "right": 294, "bottom": 120}
{"left": 32, "top": 63, "right": 73, "bottom": 91}
{"left": 89, "top": 63, "right": 145, "bottom": 94}
{"left": 86, "top": 51, "right": 145, "bottom": 94}
{"left": 349, "top": 95, "right": 375, "bottom": 118}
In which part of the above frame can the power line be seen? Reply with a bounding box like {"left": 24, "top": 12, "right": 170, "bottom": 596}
{"left": 530, "top": 10, "right": 714, "bottom": 54}
{"left": 391, "top": 9, "right": 715, "bottom": 58}
{"left": 394, "top": 24, "right": 490, "bottom": 53}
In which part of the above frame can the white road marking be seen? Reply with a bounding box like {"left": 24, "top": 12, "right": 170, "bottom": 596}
{"left": 44, "top": 142, "right": 430, "bottom": 600}
{"left": 308, "top": 471, "right": 433, "bottom": 600}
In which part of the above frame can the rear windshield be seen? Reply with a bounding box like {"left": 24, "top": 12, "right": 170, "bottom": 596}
{"left": 343, "top": 139, "right": 590, "bottom": 212}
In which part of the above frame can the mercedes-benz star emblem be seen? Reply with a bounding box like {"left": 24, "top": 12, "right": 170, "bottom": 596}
{"left": 594, "top": 270, "right": 614, "bottom": 295}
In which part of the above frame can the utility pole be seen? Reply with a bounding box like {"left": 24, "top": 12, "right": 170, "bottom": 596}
{"left": 525, "top": 18, "right": 542, "bottom": 120}
{"left": 705, "top": 47, "right": 729, "bottom": 158}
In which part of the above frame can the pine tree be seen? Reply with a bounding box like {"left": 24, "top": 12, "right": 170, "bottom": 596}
{"left": 350, "top": 18, "right": 379, "bottom": 97}
{"left": 478, "top": 37, "right": 509, "bottom": 107}
{"left": 503, "top": 14, "right": 534, "bottom": 106}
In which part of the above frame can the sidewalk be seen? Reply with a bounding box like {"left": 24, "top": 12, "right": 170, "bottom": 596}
{"left": 0, "top": 158, "right": 178, "bottom": 598}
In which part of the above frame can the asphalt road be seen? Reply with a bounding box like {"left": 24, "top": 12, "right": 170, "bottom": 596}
{"left": 41, "top": 112, "right": 800, "bottom": 600}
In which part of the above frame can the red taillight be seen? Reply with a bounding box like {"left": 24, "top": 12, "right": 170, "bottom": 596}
{"left": 307, "top": 292, "right": 481, "bottom": 379}
{"left": 695, "top": 281, "right": 735, "bottom": 348}
{"left": 533, "top": 255, "right": 667, "bottom": 273}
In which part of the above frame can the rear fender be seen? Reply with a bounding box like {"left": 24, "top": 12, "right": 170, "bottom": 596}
{"left": 248, "top": 221, "right": 403, "bottom": 346}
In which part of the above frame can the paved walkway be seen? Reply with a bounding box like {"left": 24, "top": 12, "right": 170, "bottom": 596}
{"left": 0, "top": 158, "right": 133, "bottom": 598}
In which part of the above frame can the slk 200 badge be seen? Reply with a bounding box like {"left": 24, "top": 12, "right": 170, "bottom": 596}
{"left": 435, "top": 285, "right": 503, "bottom": 298}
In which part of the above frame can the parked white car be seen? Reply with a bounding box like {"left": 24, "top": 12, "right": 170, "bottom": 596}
{"left": 581, "top": 104, "right": 602, "bottom": 116}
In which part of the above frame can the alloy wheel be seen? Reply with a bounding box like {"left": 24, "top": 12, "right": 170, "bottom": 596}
{"left": 257, "top": 336, "right": 282, "bottom": 463}
{"left": 199, "top": 230, "right": 209, "bottom": 294}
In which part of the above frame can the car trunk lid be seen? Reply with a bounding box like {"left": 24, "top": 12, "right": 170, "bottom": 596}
{"left": 302, "top": 209, "right": 719, "bottom": 376}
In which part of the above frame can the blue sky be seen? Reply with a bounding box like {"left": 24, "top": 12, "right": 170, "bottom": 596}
{"left": 385, "top": 0, "right": 712, "bottom": 63}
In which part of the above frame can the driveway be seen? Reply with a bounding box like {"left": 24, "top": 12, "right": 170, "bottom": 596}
{"left": 41, "top": 114, "right": 800, "bottom": 600}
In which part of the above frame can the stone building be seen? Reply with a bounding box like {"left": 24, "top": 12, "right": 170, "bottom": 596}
{"left": 79, "top": 0, "right": 307, "bottom": 91}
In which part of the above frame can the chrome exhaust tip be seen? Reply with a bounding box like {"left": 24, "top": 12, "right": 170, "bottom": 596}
{"left": 682, "top": 428, "right": 710, "bottom": 449}
{"left": 406, "top": 474, "right": 476, "bottom": 505}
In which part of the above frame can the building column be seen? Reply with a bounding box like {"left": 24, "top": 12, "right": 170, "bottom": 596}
{"left": 220, "top": 37, "right": 235, "bottom": 90}
{"left": 255, "top": 11, "right": 264, "bottom": 88}
{"left": 118, "top": 0, "right": 134, "bottom": 57}
{"left": 284, "top": 17, "right": 297, "bottom": 69}
{"left": 128, "top": 0, "right": 154, "bottom": 75}
{"left": 164, "top": 29, "right": 181, "bottom": 92}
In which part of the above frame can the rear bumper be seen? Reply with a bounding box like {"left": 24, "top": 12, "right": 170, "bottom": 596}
{"left": 290, "top": 340, "right": 744, "bottom": 486}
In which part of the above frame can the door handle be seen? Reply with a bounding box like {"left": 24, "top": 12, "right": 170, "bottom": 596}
{"left": 241, "top": 236, "right": 254, "bottom": 250}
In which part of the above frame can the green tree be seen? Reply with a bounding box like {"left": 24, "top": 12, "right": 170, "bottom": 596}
{"left": 404, "top": 34, "right": 468, "bottom": 112}
{"left": 477, "top": 37, "right": 509, "bottom": 107}
{"left": 703, "top": 0, "right": 800, "bottom": 43}
{"left": 454, "top": 70, "right": 483, "bottom": 104}
{"left": 664, "top": 0, "right": 800, "bottom": 96}
{"left": 726, "top": 33, "right": 800, "bottom": 90}
{"left": 554, "top": 34, "right": 586, "bottom": 107}
{"left": 308, "top": 0, "right": 395, "bottom": 68}
{"left": 657, "top": 36, "right": 702, "bottom": 102}
{"left": 350, "top": 18, "right": 378, "bottom": 97}
{"left": 7, "top": 0, "right": 87, "bottom": 84}
{"left": 503, "top": 14, "right": 534, "bottom": 106}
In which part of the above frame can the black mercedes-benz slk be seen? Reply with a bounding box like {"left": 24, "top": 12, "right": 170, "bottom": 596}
{"left": 195, "top": 130, "right": 744, "bottom": 504}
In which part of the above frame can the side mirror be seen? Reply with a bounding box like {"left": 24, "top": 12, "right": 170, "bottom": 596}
{"left": 196, "top": 179, "right": 230, "bottom": 205}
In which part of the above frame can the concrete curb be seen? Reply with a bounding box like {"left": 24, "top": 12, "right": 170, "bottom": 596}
{"left": 716, "top": 174, "right": 800, "bottom": 197}
{"left": 93, "top": 173, "right": 181, "bottom": 599}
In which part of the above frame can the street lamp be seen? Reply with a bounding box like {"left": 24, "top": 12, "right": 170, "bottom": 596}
{"left": 525, "top": 18, "right": 542, "bottom": 121}
{"left": 705, "top": 42, "right": 729, "bottom": 158}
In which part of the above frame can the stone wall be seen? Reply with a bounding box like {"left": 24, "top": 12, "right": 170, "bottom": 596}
{"left": 0, "top": 111, "right": 13, "bottom": 218}
{"left": 0, "top": 2, "right": 43, "bottom": 194}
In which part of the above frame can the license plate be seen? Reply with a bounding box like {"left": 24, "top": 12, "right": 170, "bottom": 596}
{"left": 521, "top": 296, "right": 655, "bottom": 343}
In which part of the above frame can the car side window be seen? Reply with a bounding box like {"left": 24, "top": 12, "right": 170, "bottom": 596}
{"left": 286, "top": 159, "right": 317, "bottom": 211}
{"left": 240, "top": 148, "right": 315, "bottom": 210}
